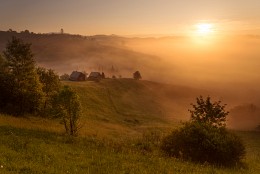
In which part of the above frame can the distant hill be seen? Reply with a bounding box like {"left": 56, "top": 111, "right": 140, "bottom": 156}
{"left": 0, "top": 30, "right": 161, "bottom": 78}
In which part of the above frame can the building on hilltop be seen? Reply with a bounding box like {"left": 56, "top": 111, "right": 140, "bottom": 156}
{"left": 88, "top": 72, "right": 102, "bottom": 81}
{"left": 69, "top": 71, "right": 86, "bottom": 81}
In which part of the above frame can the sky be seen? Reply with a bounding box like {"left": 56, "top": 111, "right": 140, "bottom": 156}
{"left": 1, "top": 0, "right": 260, "bottom": 36}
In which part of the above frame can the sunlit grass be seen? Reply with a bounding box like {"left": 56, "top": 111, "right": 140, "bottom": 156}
{"left": 0, "top": 79, "right": 259, "bottom": 173}
{"left": 0, "top": 123, "right": 259, "bottom": 174}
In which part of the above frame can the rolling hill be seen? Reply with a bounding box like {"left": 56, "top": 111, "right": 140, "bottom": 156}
{"left": 62, "top": 79, "right": 205, "bottom": 137}
{"left": 0, "top": 30, "right": 259, "bottom": 131}
{"left": 0, "top": 78, "right": 259, "bottom": 173}
{"left": 0, "top": 31, "right": 160, "bottom": 79}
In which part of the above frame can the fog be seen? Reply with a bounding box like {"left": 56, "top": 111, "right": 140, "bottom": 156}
{"left": 0, "top": 32, "right": 259, "bottom": 130}
{"left": 123, "top": 35, "right": 260, "bottom": 130}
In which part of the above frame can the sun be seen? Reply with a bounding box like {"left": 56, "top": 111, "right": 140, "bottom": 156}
{"left": 191, "top": 22, "right": 218, "bottom": 45}
{"left": 196, "top": 23, "right": 214, "bottom": 36}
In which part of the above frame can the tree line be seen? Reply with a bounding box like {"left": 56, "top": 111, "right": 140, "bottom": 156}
{"left": 0, "top": 37, "right": 80, "bottom": 136}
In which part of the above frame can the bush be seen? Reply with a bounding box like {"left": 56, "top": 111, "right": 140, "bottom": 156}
{"left": 161, "top": 122, "right": 245, "bottom": 166}
{"left": 189, "top": 96, "right": 229, "bottom": 128}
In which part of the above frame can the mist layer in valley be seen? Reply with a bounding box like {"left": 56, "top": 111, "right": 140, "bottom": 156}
{"left": 0, "top": 30, "right": 259, "bottom": 130}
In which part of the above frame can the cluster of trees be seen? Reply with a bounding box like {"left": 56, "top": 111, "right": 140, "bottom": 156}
{"left": 161, "top": 96, "right": 245, "bottom": 166}
{"left": 0, "top": 37, "right": 80, "bottom": 136}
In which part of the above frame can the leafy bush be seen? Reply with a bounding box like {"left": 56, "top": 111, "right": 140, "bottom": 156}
{"left": 189, "top": 96, "right": 229, "bottom": 128}
{"left": 161, "top": 122, "right": 245, "bottom": 166}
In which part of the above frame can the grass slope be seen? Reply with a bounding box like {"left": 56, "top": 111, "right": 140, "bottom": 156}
{"left": 0, "top": 79, "right": 259, "bottom": 173}
{"left": 63, "top": 79, "right": 204, "bottom": 138}
{"left": 0, "top": 124, "right": 259, "bottom": 174}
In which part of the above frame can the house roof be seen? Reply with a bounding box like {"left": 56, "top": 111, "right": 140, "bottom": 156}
{"left": 70, "top": 71, "right": 85, "bottom": 80}
{"left": 89, "top": 72, "right": 101, "bottom": 77}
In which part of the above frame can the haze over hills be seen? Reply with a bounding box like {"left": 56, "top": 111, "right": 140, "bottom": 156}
{"left": 0, "top": 30, "right": 260, "bottom": 130}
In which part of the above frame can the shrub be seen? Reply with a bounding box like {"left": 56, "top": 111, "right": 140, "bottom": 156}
{"left": 161, "top": 122, "right": 245, "bottom": 166}
{"left": 189, "top": 96, "right": 229, "bottom": 128}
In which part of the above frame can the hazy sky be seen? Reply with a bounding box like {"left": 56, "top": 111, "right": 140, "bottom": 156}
{"left": 1, "top": 0, "right": 260, "bottom": 36}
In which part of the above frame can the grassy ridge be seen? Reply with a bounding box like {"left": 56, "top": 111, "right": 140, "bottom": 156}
{"left": 63, "top": 79, "right": 172, "bottom": 138}
{"left": 0, "top": 79, "right": 259, "bottom": 173}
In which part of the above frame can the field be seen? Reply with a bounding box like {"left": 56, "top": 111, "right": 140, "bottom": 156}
{"left": 0, "top": 79, "right": 259, "bottom": 174}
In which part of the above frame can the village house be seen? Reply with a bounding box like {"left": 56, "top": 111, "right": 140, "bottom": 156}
{"left": 88, "top": 72, "right": 102, "bottom": 81}
{"left": 69, "top": 71, "right": 86, "bottom": 81}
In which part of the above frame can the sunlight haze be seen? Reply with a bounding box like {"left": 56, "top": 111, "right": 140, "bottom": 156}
{"left": 1, "top": 0, "right": 260, "bottom": 36}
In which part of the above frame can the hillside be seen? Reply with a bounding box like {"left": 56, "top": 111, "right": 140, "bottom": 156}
{"left": 61, "top": 79, "right": 205, "bottom": 137}
{"left": 0, "top": 31, "right": 160, "bottom": 78}
{"left": 0, "top": 79, "right": 259, "bottom": 173}
{"left": 0, "top": 78, "right": 259, "bottom": 173}
{"left": 0, "top": 78, "right": 204, "bottom": 138}
{"left": 62, "top": 79, "right": 260, "bottom": 134}
{"left": 0, "top": 30, "right": 259, "bottom": 131}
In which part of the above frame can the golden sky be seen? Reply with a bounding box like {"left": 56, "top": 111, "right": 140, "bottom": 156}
{"left": 1, "top": 0, "right": 260, "bottom": 36}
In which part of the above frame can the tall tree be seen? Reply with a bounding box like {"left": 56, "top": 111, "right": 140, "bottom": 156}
{"left": 0, "top": 54, "right": 7, "bottom": 73}
{"left": 0, "top": 55, "right": 10, "bottom": 107}
{"left": 37, "top": 67, "right": 61, "bottom": 114}
{"left": 3, "top": 37, "right": 44, "bottom": 115}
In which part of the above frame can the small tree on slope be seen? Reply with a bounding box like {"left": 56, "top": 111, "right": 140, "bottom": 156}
{"left": 161, "top": 96, "right": 245, "bottom": 166}
{"left": 53, "top": 86, "right": 81, "bottom": 136}
{"left": 189, "top": 96, "right": 229, "bottom": 128}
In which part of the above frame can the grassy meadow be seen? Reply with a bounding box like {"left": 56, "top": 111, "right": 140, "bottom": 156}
{"left": 0, "top": 79, "right": 259, "bottom": 173}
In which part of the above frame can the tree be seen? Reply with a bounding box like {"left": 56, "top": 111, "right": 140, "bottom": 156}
{"left": 188, "top": 96, "right": 229, "bottom": 128}
{"left": 37, "top": 67, "right": 61, "bottom": 114}
{"left": 161, "top": 96, "right": 245, "bottom": 166}
{"left": 0, "top": 54, "right": 7, "bottom": 72}
{"left": 133, "top": 71, "right": 142, "bottom": 80}
{"left": 60, "top": 73, "right": 70, "bottom": 81}
{"left": 0, "top": 55, "right": 10, "bottom": 107}
{"left": 53, "top": 86, "right": 81, "bottom": 136}
{"left": 2, "top": 37, "right": 44, "bottom": 115}
{"left": 161, "top": 122, "right": 245, "bottom": 166}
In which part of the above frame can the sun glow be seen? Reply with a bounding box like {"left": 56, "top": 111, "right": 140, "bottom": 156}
{"left": 196, "top": 23, "right": 214, "bottom": 36}
{"left": 190, "top": 22, "right": 219, "bottom": 46}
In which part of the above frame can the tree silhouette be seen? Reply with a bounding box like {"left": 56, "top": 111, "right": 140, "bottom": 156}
{"left": 189, "top": 96, "right": 229, "bottom": 128}
{"left": 133, "top": 71, "right": 142, "bottom": 80}
{"left": 2, "top": 37, "right": 44, "bottom": 115}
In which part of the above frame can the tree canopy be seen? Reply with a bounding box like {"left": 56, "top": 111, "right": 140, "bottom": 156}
{"left": 1, "top": 37, "right": 44, "bottom": 114}
{"left": 133, "top": 71, "right": 142, "bottom": 80}
{"left": 189, "top": 96, "right": 229, "bottom": 128}
{"left": 53, "top": 86, "right": 81, "bottom": 136}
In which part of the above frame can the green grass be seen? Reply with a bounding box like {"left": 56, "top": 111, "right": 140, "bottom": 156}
{"left": 0, "top": 124, "right": 259, "bottom": 174}
{"left": 0, "top": 79, "right": 259, "bottom": 173}
{"left": 62, "top": 79, "right": 178, "bottom": 138}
